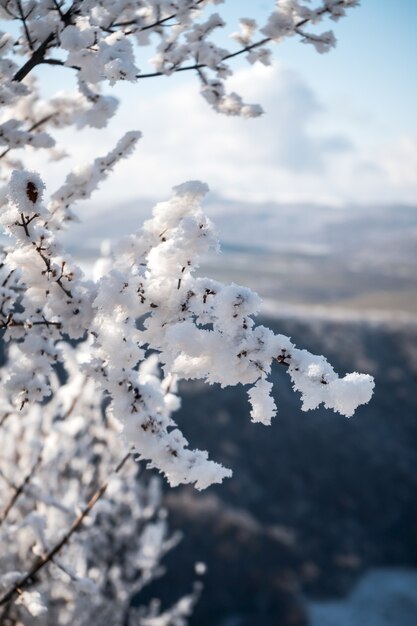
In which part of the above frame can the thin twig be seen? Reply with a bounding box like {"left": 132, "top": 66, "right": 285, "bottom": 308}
{"left": 135, "top": 1, "right": 345, "bottom": 79}
{"left": 0, "top": 451, "right": 132, "bottom": 607}
{"left": 0, "top": 452, "right": 42, "bottom": 526}
{"left": 0, "top": 114, "right": 56, "bottom": 161}
{"left": 16, "top": 0, "right": 34, "bottom": 51}
{"left": 12, "top": 1, "right": 74, "bottom": 82}
{"left": 17, "top": 212, "right": 73, "bottom": 299}
{"left": 0, "top": 414, "right": 10, "bottom": 429}
{"left": 110, "top": 0, "right": 205, "bottom": 31}
{"left": 12, "top": 0, "right": 346, "bottom": 83}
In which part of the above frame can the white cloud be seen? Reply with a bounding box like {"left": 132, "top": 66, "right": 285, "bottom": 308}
{"left": 25, "top": 63, "right": 417, "bottom": 208}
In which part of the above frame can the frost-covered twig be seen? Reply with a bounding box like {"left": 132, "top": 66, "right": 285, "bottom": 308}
{"left": 0, "top": 451, "right": 42, "bottom": 526}
{"left": 0, "top": 451, "right": 132, "bottom": 607}
{"left": 0, "top": 174, "right": 374, "bottom": 490}
{"left": 48, "top": 131, "right": 141, "bottom": 226}
{"left": 0, "top": 3, "right": 371, "bottom": 623}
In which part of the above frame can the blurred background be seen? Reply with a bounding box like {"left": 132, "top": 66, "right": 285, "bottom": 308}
{"left": 8, "top": 0, "right": 417, "bottom": 624}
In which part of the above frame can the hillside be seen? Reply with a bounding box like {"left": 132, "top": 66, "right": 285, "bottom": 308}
{"left": 143, "top": 314, "right": 417, "bottom": 626}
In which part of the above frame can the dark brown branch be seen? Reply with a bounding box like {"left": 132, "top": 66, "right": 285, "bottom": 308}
{"left": 16, "top": 0, "right": 34, "bottom": 51}
{"left": 135, "top": 1, "right": 346, "bottom": 80}
{"left": 12, "top": 0, "right": 205, "bottom": 81}
{"left": 0, "top": 314, "right": 62, "bottom": 330}
{"left": 39, "top": 58, "right": 81, "bottom": 72}
{"left": 0, "top": 451, "right": 132, "bottom": 607}
{"left": 0, "top": 114, "right": 56, "bottom": 161}
{"left": 13, "top": 32, "right": 56, "bottom": 82}
{"left": 16, "top": 212, "right": 73, "bottom": 299}
{"left": 0, "top": 414, "right": 10, "bottom": 428}
{"left": 11, "top": 0, "right": 347, "bottom": 86}
{"left": 0, "top": 453, "right": 42, "bottom": 526}
{"left": 196, "top": 66, "right": 208, "bottom": 85}
{"left": 60, "top": 377, "right": 87, "bottom": 420}
{"left": 275, "top": 352, "right": 291, "bottom": 368}
{"left": 0, "top": 596, "right": 13, "bottom": 625}
{"left": 110, "top": 0, "right": 205, "bottom": 31}
{"left": 52, "top": 0, "right": 65, "bottom": 22}
{"left": 1, "top": 268, "right": 15, "bottom": 288}
{"left": 1, "top": 0, "right": 18, "bottom": 19}
{"left": 39, "top": 57, "right": 65, "bottom": 66}
{"left": 12, "top": 0, "right": 74, "bottom": 82}
{"left": 133, "top": 37, "right": 269, "bottom": 80}
{"left": 275, "top": 352, "right": 328, "bottom": 384}
{"left": 27, "top": 113, "right": 56, "bottom": 132}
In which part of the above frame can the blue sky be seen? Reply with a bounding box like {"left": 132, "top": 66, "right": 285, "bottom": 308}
{"left": 23, "top": 1, "right": 417, "bottom": 207}
{"left": 273, "top": 0, "right": 417, "bottom": 143}
{"left": 207, "top": 0, "right": 417, "bottom": 150}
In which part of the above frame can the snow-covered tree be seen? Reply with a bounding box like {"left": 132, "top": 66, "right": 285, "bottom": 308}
{"left": 0, "top": 0, "right": 374, "bottom": 622}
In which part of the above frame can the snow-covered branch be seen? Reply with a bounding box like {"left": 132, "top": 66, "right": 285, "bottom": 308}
{"left": 0, "top": 174, "right": 374, "bottom": 490}
{"left": 0, "top": 2, "right": 371, "bottom": 622}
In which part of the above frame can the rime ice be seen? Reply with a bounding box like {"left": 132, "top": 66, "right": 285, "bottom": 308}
{"left": 0, "top": 1, "right": 367, "bottom": 621}
{"left": 1, "top": 175, "right": 374, "bottom": 491}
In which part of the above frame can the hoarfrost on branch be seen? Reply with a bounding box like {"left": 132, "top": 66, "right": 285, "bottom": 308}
{"left": 0, "top": 0, "right": 372, "bottom": 621}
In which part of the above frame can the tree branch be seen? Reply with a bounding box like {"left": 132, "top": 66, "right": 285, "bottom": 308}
{"left": 13, "top": 33, "right": 56, "bottom": 82}
{"left": 0, "top": 452, "right": 42, "bottom": 526}
{"left": 16, "top": 0, "right": 34, "bottom": 51}
{"left": 11, "top": 0, "right": 346, "bottom": 83}
{"left": 0, "top": 114, "right": 56, "bottom": 161}
{"left": 0, "top": 451, "right": 132, "bottom": 607}
{"left": 110, "top": 0, "right": 205, "bottom": 31}
{"left": 12, "top": 1, "right": 74, "bottom": 82}
{"left": 17, "top": 212, "right": 73, "bottom": 299}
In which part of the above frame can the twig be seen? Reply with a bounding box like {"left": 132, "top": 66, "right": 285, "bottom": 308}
{"left": 17, "top": 212, "right": 73, "bottom": 299}
{"left": 16, "top": 0, "right": 34, "bottom": 51}
{"left": 0, "top": 113, "right": 55, "bottom": 161}
{"left": 110, "top": 0, "right": 205, "bottom": 31}
{"left": 12, "top": 0, "right": 74, "bottom": 82}
{"left": 0, "top": 451, "right": 132, "bottom": 607}
{"left": 12, "top": 0, "right": 347, "bottom": 83}
{"left": 0, "top": 452, "right": 42, "bottom": 526}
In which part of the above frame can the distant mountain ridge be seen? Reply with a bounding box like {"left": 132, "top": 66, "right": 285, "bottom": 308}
{"left": 60, "top": 195, "right": 417, "bottom": 262}
{"left": 22, "top": 196, "right": 414, "bottom": 318}
{"left": 149, "top": 315, "right": 417, "bottom": 626}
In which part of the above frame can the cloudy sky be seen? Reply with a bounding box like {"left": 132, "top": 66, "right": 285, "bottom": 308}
{"left": 31, "top": 0, "right": 417, "bottom": 209}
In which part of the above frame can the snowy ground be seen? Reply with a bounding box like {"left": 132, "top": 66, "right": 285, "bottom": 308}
{"left": 309, "top": 568, "right": 417, "bottom": 626}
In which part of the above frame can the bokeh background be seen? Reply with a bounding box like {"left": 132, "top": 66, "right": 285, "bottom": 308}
{"left": 9, "top": 1, "right": 417, "bottom": 624}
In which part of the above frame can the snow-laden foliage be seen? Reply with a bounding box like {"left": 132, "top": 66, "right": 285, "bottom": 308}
{"left": 0, "top": 345, "right": 199, "bottom": 624}
{"left": 0, "top": 0, "right": 360, "bottom": 182}
{"left": 0, "top": 0, "right": 371, "bottom": 621}
{"left": 0, "top": 173, "right": 374, "bottom": 494}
